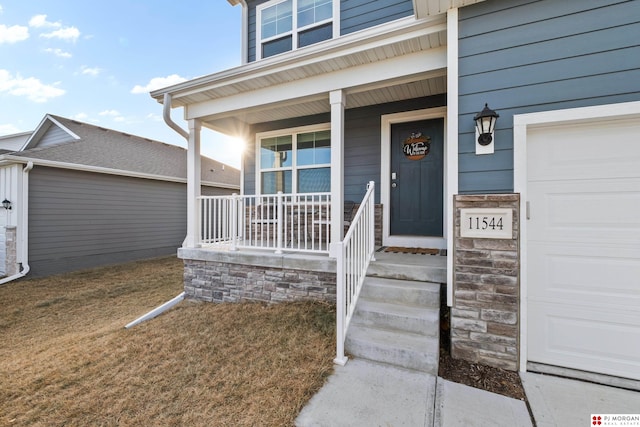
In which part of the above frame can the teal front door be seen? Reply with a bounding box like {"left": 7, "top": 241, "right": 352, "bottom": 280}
{"left": 390, "top": 118, "right": 444, "bottom": 237}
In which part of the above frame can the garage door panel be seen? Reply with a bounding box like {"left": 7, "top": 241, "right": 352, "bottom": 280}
{"left": 526, "top": 113, "right": 640, "bottom": 381}
{"left": 528, "top": 119, "right": 640, "bottom": 181}
{"left": 528, "top": 301, "right": 640, "bottom": 380}
{"left": 528, "top": 179, "right": 640, "bottom": 244}
{"left": 528, "top": 243, "right": 640, "bottom": 307}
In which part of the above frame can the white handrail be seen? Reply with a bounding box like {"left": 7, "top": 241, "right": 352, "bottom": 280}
{"left": 334, "top": 181, "right": 376, "bottom": 365}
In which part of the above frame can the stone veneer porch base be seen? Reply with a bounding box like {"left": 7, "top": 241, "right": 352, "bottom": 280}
{"left": 179, "top": 247, "right": 337, "bottom": 304}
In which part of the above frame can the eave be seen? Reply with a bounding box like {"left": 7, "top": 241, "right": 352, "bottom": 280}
{"left": 413, "top": 0, "right": 487, "bottom": 19}
{"left": 151, "top": 15, "right": 448, "bottom": 135}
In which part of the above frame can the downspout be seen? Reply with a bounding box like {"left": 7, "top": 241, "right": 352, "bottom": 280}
{"left": 122, "top": 92, "right": 190, "bottom": 326}
{"left": 163, "top": 93, "right": 189, "bottom": 141}
{"left": 0, "top": 161, "right": 33, "bottom": 285}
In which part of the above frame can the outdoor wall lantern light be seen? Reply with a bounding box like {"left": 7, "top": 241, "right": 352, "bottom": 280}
{"left": 474, "top": 103, "right": 499, "bottom": 146}
{"left": 2, "top": 199, "right": 12, "bottom": 210}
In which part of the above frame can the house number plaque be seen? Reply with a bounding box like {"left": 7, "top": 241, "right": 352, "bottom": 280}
{"left": 460, "top": 208, "right": 513, "bottom": 239}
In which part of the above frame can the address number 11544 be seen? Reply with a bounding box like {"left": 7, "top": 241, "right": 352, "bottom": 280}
{"left": 460, "top": 208, "right": 513, "bottom": 239}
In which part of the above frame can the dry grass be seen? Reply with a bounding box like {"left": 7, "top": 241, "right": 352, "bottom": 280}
{"left": 0, "top": 257, "right": 335, "bottom": 426}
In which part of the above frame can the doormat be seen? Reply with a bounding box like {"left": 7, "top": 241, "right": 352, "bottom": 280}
{"left": 382, "top": 246, "right": 441, "bottom": 255}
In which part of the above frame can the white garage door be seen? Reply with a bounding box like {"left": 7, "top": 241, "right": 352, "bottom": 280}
{"left": 527, "top": 116, "right": 640, "bottom": 381}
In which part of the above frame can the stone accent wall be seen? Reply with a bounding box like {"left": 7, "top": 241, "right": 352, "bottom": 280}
{"left": 5, "top": 226, "right": 17, "bottom": 276}
{"left": 180, "top": 249, "right": 337, "bottom": 304}
{"left": 451, "top": 194, "right": 520, "bottom": 371}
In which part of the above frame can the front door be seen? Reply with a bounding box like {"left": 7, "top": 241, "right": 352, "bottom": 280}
{"left": 390, "top": 119, "right": 444, "bottom": 237}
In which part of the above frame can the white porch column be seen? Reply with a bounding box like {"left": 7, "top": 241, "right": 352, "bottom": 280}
{"left": 329, "top": 90, "right": 345, "bottom": 258}
{"left": 184, "top": 119, "right": 202, "bottom": 248}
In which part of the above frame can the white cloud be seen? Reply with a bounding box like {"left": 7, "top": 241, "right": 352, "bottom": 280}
{"left": 0, "top": 24, "right": 29, "bottom": 44}
{"left": 131, "top": 74, "right": 187, "bottom": 94}
{"left": 29, "top": 14, "right": 61, "bottom": 29}
{"left": 44, "top": 47, "right": 72, "bottom": 58}
{"left": 0, "top": 69, "right": 65, "bottom": 103}
{"left": 72, "top": 113, "right": 88, "bottom": 121}
{"left": 0, "top": 5, "right": 4, "bottom": 14}
{"left": 99, "top": 110, "right": 121, "bottom": 117}
{"left": 146, "top": 113, "right": 162, "bottom": 122}
{"left": 80, "top": 66, "right": 101, "bottom": 76}
{"left": 40, "top": 26, "right": 80, "bottom": 42}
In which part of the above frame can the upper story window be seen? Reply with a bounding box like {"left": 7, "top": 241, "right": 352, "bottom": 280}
{"left": 257, "top": 0, "right": 334, "bottom": 59}
{"left": 258, "top": 126, "right": 330, "bottom": 194}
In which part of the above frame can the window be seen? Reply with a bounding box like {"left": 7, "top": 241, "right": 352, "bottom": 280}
{"left": 259, "top": 128, "right": 330, "bottom": 194}
{"left": 257, "top": 0, "right": 334, "bottom": 59}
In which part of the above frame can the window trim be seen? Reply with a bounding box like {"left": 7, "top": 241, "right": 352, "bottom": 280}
{"left": 256, "top": 0, "right": 337, "bottom": 60}
{"left": 256, "top": 123, "right": 331, "bottom": 194}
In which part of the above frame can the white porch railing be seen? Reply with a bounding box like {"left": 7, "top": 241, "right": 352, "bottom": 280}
{"left": 199, "top": 192, "right": 331, "bottom": 254}
{"left": 334, "top": 181, "right": 376, "bottom": 365}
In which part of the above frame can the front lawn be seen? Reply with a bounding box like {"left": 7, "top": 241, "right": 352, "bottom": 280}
{"left": 0, "top": 257, "right": 335, "bottom": 426}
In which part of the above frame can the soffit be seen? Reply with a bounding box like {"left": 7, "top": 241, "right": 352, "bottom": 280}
{"left": 413, "top": 0, "right": 487, "bottom": 18}
{"left": 204, "top": 73, "right": 447, "bottom": 130}
{"left": 153, "top": 16, "right": 446, "bottom": 109}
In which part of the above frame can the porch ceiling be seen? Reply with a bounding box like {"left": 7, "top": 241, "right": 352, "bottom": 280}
{"left": 204, "top": 73, "right": 447, "bottom": 131}
{"left": 151, "top": 16, "right": 447, "bottom": 136}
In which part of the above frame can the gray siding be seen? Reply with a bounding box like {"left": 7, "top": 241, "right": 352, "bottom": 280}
{"left": 458, "top": 0, "right": 640, "bottom": 193}
{"left": 246, "top": 0, "right": 415, "bottom": 62}
{"left": 244, "top": 95, "right": 446, "bottom": 202}
{"left": 28, "top": 167, "right": 187, "bottom": 276}
{"left": 38, "top": 125, "right": 75, "bottom": 148}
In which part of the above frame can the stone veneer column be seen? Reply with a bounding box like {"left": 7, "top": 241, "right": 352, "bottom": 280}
{"left": 451, "top": 194, "right": 520, "bottom": 371}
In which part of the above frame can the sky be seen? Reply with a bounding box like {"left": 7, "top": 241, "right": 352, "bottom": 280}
{"left": 0, "top": 1, "right": 244, "bottom": 167}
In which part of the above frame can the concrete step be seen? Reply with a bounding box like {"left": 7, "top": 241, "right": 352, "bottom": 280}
{"left": 353, "top": 299, "right": 439, "bottom": 337}
{"left": 345, "top": 323, "right": 439, "bottom": 374}
{"left": 367, "top": 252, "right": 446, "bottom": 283}
{"left": 360, "top": 277, "right": 440, "bottom": 308}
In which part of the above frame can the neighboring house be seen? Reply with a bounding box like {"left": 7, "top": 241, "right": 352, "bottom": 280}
{"left": 0, "top": 114, "right": 239, "bottom": 278}
{"left": 150, "top": 0, "right": 640, "bottom": 386}
{"left": 0, "top": 132, "right": 32, "bottom": 154}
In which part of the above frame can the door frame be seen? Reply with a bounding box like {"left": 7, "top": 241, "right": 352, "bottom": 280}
{"left": 513, "top": 100, "right": 640, "bottom": 375}
{"left": 381, "top": 107, "right": 447, "bottom": 248}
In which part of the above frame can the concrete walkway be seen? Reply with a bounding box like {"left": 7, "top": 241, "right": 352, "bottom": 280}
{"left": 521, "top": 372, "right": 640, "bottom": 427}
{"left": 296, "top": 359, "right": 640, "bottom": 427}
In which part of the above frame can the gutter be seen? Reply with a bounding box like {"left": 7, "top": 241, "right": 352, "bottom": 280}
{"left": 163, "top": 93, "right": 189, "bottom": 141}
{"left": 0, "top": 161, "right": 33, "bottom": 285}
{"left": 125, "top": 292, "right": 185, "bottom": 329}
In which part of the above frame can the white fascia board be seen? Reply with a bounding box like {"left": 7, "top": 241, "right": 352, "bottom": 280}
{"left": 0, "top": 155, "right": 240, "bottom": 190}
{"left": 151, "top": 16, "right": 445, "bottom": 102}
{"left": 20, "top": 115, "right": 80, "bottom": 151}
{"left": 186, "top": 46, "right": 447, "bottom": 120}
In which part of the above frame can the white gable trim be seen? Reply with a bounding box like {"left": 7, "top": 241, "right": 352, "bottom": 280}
{"left": 20, "top": 115, "right": 80, "bottom": 151}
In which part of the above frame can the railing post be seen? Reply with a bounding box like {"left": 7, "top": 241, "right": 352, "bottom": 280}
{"left": 196, "top": 197, "right": 202, "bottom": 247}
{"left": 230, "top": 193, "right": 238, "bottom": 251}
{"left": 334, "top": 241, "right": 348, "bottom": 365}
{"left": 368, "top": 181, "right": 376, "bottom": 261}
{"left": 276, "top": 191, "right": 283, "bottom": 254}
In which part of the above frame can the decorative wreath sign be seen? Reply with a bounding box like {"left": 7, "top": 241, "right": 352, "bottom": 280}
{"left": 402, "top": 132, "right": 431, "bottom": 161}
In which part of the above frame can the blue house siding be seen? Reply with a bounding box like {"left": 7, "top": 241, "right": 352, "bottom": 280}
{"left": 341, "top": 0, "right": 414, "bottom": 35}
{"left": 243, "top": 95, "right": 446, "bottom": 202}
{"left": 458, "top": 0, "right": 640, "bottom": 194}
{"left": 245, "top": 0, "right": 414, "bottom": 62}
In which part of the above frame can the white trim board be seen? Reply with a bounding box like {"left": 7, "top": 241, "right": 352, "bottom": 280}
{"left": 380, "top": 106, "right": 448, "bottom": 249}
{"left": 513, "top": 100, "right": 640, "bottom": 373}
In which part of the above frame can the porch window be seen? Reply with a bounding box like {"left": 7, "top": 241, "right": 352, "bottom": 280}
{"left": 259, "top": 129, "right": 330, "bottom": 194}
{"left": 257, "top": 0, "right": 334, "bottom": 59}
